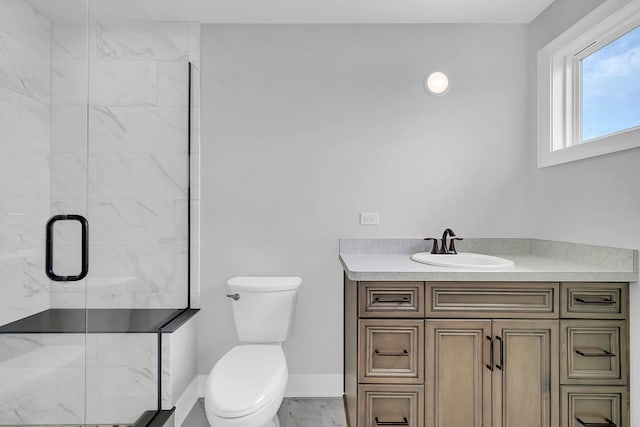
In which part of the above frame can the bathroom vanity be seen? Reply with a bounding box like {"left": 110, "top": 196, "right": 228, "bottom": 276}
{"left": 340, "top": 239, "right": 637, "bottom": 427}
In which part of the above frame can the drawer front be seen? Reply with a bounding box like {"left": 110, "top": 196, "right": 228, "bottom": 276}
{"left": 358, "top": 319, "right": 424, "bottom": 384}
{"left": 358, "top": 384, "right": 424, "bottom": 427}
{"left": 426, "top": 282, "right": 559, "bottom": 318}
{"left": 561, "top": 386, "right": 628, "bottom": 427}
{"left": 359, "top": 282, "right": 424, "bottom": 318}
{"left": 561, "top": 283, "right": 628, "bottom": 319}
{"left": 561, "top": 320, "right": 627, "bottom": 385}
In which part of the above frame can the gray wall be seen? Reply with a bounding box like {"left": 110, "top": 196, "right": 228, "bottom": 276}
{"left": 201, "top": 4, "right": 639, "bottom": 416}
{"left": 527, "top": 0, "right": 639, "bottom": 421}
{"left": 200, "top": 24, "right": 530, "bottom": 381}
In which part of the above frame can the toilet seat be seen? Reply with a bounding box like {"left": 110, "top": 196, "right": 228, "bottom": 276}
{"left": 208, "top": 345, "right": 287, "bottom": 418}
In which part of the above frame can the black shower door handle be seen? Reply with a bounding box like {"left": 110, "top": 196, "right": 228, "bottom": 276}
{"left": 46, "top": 214, "right": 89, "bottom": 281}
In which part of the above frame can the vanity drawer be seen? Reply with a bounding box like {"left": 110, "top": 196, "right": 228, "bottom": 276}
{"left": 560, "top": 320, "right": 627, "bottom": 385}
{"left": 358, "top": 384, "right": 424, "bottom": 427}
{"left": 561, "top": 283, "right": 628, "bottom": 319}
{"left": 426, "top": 282, "right": 559, "bottom": 318}
{"left": 358, "top": 319, "right": 424, "bottom": 384}
{"left": 359, "top": 282, "right": 424, "bottom": 318}
{"left": 561, "top": 386, "right": 628, "bottom": 427}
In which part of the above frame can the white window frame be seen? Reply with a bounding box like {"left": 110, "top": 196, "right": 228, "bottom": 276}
{"left": 537, "top": 0, "right": 640, "bottom": 168}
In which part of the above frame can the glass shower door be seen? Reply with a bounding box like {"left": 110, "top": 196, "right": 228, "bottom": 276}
{"left": 0, "top": 0, "right": 195, "bottom": 423}
{"left": 0, "top": 0, "right": 90, "bottom": 424}
{"left": 83, "top": 2, "right": 193, "bottom": 423}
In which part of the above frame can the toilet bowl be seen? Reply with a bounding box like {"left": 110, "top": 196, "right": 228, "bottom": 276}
{"left": 205, "top": 345, "right": 287, "bottom": 427}
{"left": 204, "top": 277, "right": 301, "bottom": 427}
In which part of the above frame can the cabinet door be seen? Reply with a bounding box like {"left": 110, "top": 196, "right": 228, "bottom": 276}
{"left": 426, "top": 320, "right": 492, "bottom": 427}
{"left": 492, "top": 320, "right": 559, "bottom": 427}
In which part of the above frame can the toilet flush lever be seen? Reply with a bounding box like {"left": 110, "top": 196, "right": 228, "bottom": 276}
{"left": 226, "top": 293, "right": 240, "bottom": 301}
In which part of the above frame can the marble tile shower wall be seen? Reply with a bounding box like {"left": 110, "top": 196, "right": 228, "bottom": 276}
{"left": 0, "top": 0, "right": 52, "bottom": 325}
{"left": 50, "top": 21, "right": 201, "bottom": 309}
{"left": 0, "top": 7, "right": 201, "bottom": 424}
{"left": 0, "top": 333, "right": 158, "bottom": 425}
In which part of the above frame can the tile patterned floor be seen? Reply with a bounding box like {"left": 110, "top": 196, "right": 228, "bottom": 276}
{"left": 182, "top": 398, "right": 346, "bottom": 427}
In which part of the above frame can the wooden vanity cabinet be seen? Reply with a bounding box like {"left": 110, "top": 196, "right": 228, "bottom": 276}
{"left": 426, "top": 318, "right": 559, "bottom": 427}
{"left": 425, "top": 320, "right": 492, "bottom": 427}
{"left": 559, "top": 283, "right": 630, "bottom": 427}
{"left": 344, "top": 278, "right": 630, "bottom": 427}
{"left": 491, "top": 320, "right": 559, "bottom": 427}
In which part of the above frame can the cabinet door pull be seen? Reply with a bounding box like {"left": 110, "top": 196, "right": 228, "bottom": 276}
{"left": 375, "top": 416, "right": 409, "bottom": 426}
{"left": 495, "top": 336, "right": 503, "bottom": 370}
{"left": 374, "top": 296, "right": 411, "bottom": 303}
{"left": 486, "top": 336, "right": 493, "bottom": 371}
{"left": 575, "top": 296, "right": 615, "bottom": 305}
{"left": 575, "top": 348, "right": 616, "bottom": 358}
{"left": 375, "top": 349, "right": 409, "bottom": 357}
{"left": 576, "top": 417, "right": 616, "bottom": 427}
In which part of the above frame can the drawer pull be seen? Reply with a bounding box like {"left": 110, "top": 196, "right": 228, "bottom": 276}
{"left": 575, "top": 297, "right": 615, "bottom": 305}
{"left": 576, "top": 417, "right": 616, "bottom": 427}
{"left": 495, "top": 336, "right": 503, "bottom": 371}
{"left": 375, "top": 416, "right": 409, "bottom": 426}
{"left": 375, "top": 349, "right": 409, "bottom": 357}
{"left": 374, "top": 296, "right": 411, "bottom": 303}
{"left": 575, "top": 348, "right": 616, "bottom": 358}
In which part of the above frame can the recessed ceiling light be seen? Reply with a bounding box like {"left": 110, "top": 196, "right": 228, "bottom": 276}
{"left": 424, "top": 71, "right": 449, "bottom": 96}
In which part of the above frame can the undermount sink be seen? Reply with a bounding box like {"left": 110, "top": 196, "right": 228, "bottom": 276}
{"left": 411, "top": 252, "right": 515, "bottom": 269}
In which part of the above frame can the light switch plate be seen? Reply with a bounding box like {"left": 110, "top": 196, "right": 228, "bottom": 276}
{"left": 360, "top": 212, "right": 379, "bottom": 225}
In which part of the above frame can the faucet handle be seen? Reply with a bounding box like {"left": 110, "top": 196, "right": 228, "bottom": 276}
{"left": 424, "top": 238, "right": 439, "bottom": 254}
{"left": 449, "top": 237, "right": 463, "bottom": 254}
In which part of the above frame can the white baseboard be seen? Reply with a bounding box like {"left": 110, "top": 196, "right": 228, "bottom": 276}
{"left": 197, "top": 374, "right": 207, "bottom": 396}
{"left": 175, "top": 376, "right": 201, "bottom": 427}
{"left": 194, "top": 373, "right": 342, "bottom": 399}
{"left": 284, "top": 374, "right": 343, "bottom": 397}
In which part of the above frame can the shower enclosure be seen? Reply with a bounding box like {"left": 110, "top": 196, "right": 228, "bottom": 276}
{"left": 0, "top": 0, "right": 200, "bottom": 424}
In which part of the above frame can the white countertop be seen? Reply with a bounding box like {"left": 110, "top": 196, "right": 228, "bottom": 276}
{"left": 339, "top": 238, "right": 638, "bottom": 282}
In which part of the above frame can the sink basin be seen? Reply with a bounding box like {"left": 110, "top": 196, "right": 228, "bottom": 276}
{"left": 411, "top": 252, "right": 515, "bottom": 269}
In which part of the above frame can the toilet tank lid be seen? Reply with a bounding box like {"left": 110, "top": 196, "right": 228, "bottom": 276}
{"left": 227, "top": 276, "right": 302, "bottom": 292}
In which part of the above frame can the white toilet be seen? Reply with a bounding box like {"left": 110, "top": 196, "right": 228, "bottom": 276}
{"left": 205, "top": 276, "right": 302, "bottom": 427}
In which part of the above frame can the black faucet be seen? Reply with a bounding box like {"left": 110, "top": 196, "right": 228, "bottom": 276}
{"left": 440, "top": 228, "right": 455, "bottom": 253}
{"left": 424, "top": 228, "right": 463, "bottom": 255}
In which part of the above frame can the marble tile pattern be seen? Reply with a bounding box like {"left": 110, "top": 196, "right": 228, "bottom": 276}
{"left": 0, "top": 334, "right": 86, "bottom": 425}
{"left": 0, "top": 12, "right": 201, "bottom": 425}
{"left": 0, "top": 0, "right": 52, "bottom": 326}
{"left": 161, "top": 314, "right": 198, "bottom": 410}
{"left": 85, "top": 333, "right": 158, "bottom": 425}
{"left": 183, "top": 398, "right": 347, "bottom": 427}
{"left": 1, "top": 12, "right": 201, "bottom": 424}
{"left": 0, "top": 333, "right": 159, "bottom": 425}
{"left": 50, "top": 20, "right": 201, "bottom": 309}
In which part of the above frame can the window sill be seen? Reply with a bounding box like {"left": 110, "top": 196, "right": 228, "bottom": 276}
{"left": 538, "top": 127, "right": 640, "bottom": 168}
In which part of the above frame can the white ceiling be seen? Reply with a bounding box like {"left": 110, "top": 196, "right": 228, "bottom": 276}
{"left": 29, "top": 0, "right": 556, "bottom": 23}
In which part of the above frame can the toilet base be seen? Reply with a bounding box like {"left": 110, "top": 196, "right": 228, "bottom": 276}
{"left": 206, "top": 414, "right": 280, "bottom": 427}
{"left": 267, "top": 414, "right": 280, "bottom": 427}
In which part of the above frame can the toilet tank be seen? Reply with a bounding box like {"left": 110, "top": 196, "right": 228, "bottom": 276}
{"left": 227, "top": 276, "right": 301, "bottom": 343}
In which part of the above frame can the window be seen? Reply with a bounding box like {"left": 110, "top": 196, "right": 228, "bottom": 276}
{"left": 581, "top": 25, "right": 640, "bottom": 142}
{"left": 537, "top": 0, "right": 640, "bottom": 167}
